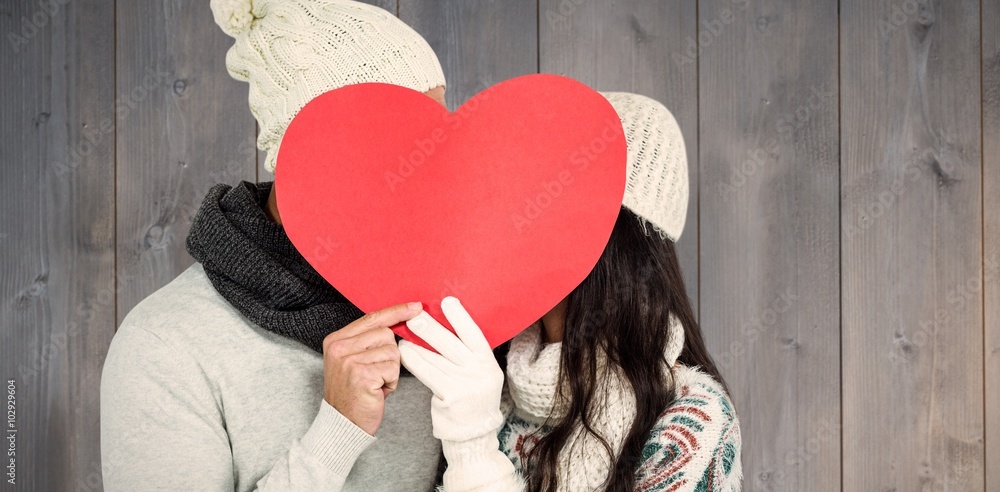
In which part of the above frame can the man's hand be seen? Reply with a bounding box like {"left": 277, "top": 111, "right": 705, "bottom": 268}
{"left": 322, "top": 302, "right": 422, "bottom": 436}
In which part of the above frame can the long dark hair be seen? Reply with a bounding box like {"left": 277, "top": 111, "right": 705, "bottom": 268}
{"left": 523, "top": 206, "right": 729, "bottom": 492}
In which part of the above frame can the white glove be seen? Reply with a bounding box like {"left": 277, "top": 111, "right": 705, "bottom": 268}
{"left": 399, "top": 296, "right": 524, "bottom": 492}
{"left": 398, "top": 296, "right": 504, "bottom": 441}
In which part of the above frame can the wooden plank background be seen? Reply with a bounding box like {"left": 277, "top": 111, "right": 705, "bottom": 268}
{"left": 699, "top": 0, "right": 841, "bottom": 489}
{"left": 115, "top": 1, "right": 257, "bottom": 322}
{"left": 841, "top": 0, "right": 984, "bottom": 490}
{"left": 1, "top": 1, "right": 115, "bottom": 491}
{"left": 984, "top": 0, "right": 1000, "bottom": 490}
{"left": 1, "top": 0, "right": 997, "bottom": 490}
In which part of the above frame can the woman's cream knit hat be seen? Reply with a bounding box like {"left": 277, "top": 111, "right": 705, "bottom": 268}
{"left": 601, "top": 92, "right": 689, "bottom": 242}
{"left": 210, "top": 0, "right": 447, "bottom": 172}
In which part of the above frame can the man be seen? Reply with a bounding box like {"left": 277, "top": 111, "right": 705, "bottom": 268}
{"left": 100, "top": 1, "right": 448, "bottom": 490}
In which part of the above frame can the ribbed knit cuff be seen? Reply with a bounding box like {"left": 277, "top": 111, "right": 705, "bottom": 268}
{"left": 441, "top": 433, "right": 519, "bottom": 491}
{"left": 299, "top": 399, "right": 377, "bottom": 477}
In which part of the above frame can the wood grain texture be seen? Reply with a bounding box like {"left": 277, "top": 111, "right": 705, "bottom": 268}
{"left": 365, "top": 0, "right": 398, "bottom": 15}
{"left": 538, "top": 0, "right": 701, "bottom": 316}
{"left": 0, "top": 0, "right": 115, "bottom": 490}
{"left": 116, "top": 0, "right": 257, "bottom": 323}
{"left": 399, "top": 0, "right": 537, "bottom": 110}
{"left": 698, "top": 0, "right": 841, "bottom": 490}
{"left": 984, "top": 0, "right": 1000, "bottom": 490}
{"left": 841, "top": 0, "right": 984, "bottom": 490}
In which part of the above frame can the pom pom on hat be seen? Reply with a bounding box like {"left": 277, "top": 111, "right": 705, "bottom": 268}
{"left": 210, "top": 0, "right": 447, "bottom": 173}
{"left": 211, "top": 0, "right": 256, "bottom": 38}
{"left": 600, "top": 92, "right": 689, "bottom": 243}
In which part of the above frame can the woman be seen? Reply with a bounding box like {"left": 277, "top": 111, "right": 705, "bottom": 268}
{"left": 398, "top": 92, "right": 743, "bottom": 491}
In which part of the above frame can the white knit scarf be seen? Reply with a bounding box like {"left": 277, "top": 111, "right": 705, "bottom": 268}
{"left": 503, "top": 314, "right": 686, "bottom": 490}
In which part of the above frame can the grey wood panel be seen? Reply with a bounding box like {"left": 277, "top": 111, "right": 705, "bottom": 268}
{"left": 841, "top": 0, "right": 984, "bottom": 489}
{"left": 0, "top": 0, "right": 115, "bottom": 490}
{"left": 538, "top": 0, "right": 700, "bottom": 317}
{"left": 399, "top": 0, "right": 537, "bottom": 111}
{"left": 698, "top": 0, "right": 841, "bottom": 490}
{"left": 116, "top": 0, "right": 257, "bottom": 324}
{"left": 366, "top": 0, "right": 398, "bottom": 15}
{"left": 984, "top": 0, "right": 1000, "bottom": 489}
{"left": 359, "top": 0, "right": 399, "bottom": 14}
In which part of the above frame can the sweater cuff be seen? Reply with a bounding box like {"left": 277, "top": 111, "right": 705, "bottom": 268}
{"left": 299, "top": 399, "right": 377, "bottom": 477}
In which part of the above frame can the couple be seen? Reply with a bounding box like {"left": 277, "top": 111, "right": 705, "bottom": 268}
{"left": 99, "top": 0, "right": 743, "bottom": 491}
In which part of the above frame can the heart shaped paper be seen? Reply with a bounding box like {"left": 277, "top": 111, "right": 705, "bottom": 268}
{"left": 276, "top": 74, "right": 626, "bottom": 349}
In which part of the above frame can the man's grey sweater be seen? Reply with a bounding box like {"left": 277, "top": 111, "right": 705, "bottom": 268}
{"left": 100, "top": 262, "right": 441, "bottom": 491}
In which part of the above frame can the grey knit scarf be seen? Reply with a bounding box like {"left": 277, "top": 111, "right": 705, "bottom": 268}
{"left": 185, "top": 180, "right": 365, "bottom": 354}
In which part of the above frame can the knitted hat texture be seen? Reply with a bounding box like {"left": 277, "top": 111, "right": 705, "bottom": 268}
{"left": 210, "top": 0, "right": 447, "bottom": 172}
{"left": 600, "top": 92, "right": 689, "bottom": 242}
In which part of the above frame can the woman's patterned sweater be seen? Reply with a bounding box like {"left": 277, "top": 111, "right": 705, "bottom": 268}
{"left": 497, "top": 350, "right": 743, "bottom": 491}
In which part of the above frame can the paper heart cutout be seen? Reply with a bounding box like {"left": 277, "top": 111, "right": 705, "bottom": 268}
{"left": 276, "top": 74, "right": 626, "bottom": 349}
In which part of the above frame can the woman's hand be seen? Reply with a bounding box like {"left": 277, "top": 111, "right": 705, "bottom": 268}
{"left": 399, "top": 297, "right": 524, "bottom": 492}
{"left": 397, "top": 296, "right": 504, "bottom": 442}
{"left": 399, "top": 297, "right": 524, "bottom": 491}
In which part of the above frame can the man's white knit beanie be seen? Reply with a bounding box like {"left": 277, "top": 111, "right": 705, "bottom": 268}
{"left": 210, "top": 0, "right": 447, "bottom": 172}
{"left": 601, "top": 92, "right": 689, "bottom": 242}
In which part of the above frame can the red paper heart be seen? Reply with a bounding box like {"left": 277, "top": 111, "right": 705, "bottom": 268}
{"left": 276, "top": 74, "right": 626, "bottom": 349}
